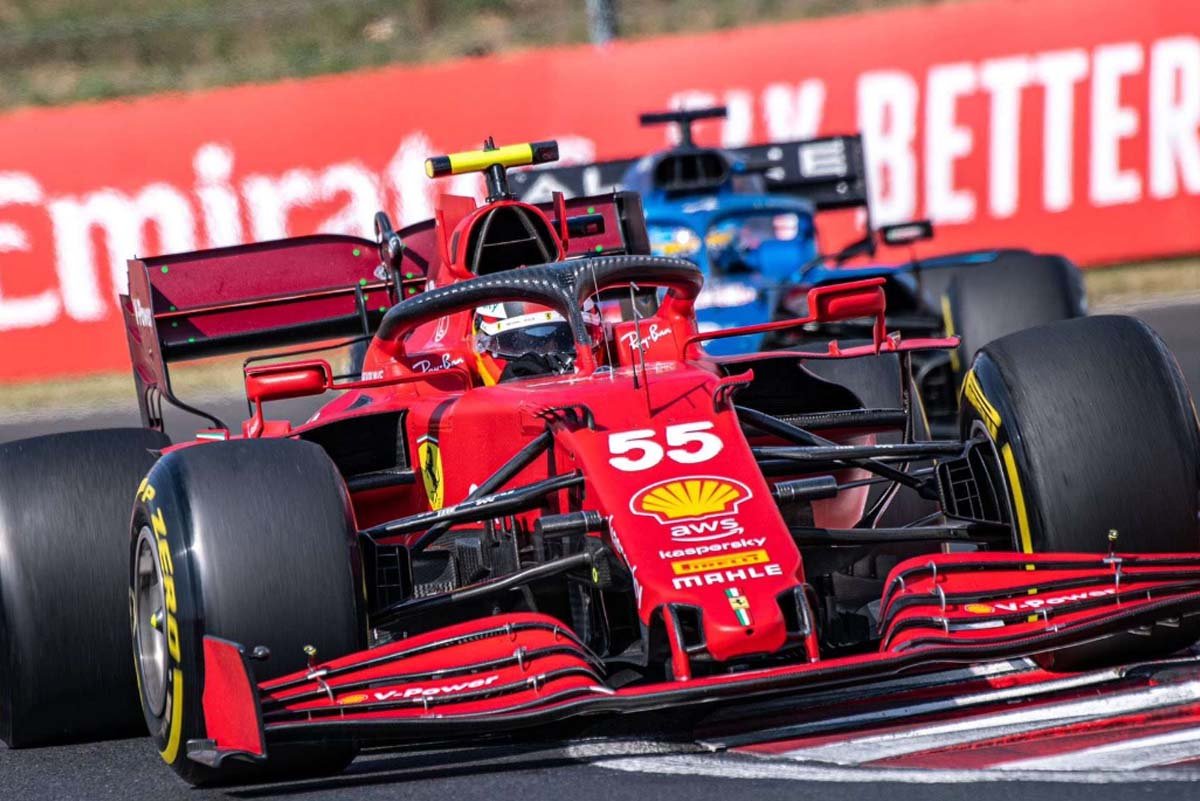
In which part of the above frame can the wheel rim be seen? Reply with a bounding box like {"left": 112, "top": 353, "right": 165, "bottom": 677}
{"left": 133, "top": 524, "right": 169, "bottom": 718}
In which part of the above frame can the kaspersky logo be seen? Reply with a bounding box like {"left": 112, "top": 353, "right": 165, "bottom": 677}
{"left": 630, "top": 476, "right": 751, "bottom": 526}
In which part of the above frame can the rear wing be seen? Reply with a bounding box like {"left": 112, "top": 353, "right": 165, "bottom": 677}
{"left": 121, "top": 230, "right": 431, "bottom": 430}
{"left": 733, "top": 134, "right": 869, "bottom": 213}
{"left": 508, "top": 159, "right": 635, "bottom": 204}
{"left": 510, "top": 134, "right": 869, "bottom": 214}
{"left": 120, "top": 190, "right": 647, "bottom": 430}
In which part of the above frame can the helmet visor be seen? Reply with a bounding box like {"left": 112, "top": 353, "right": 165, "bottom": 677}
{"left": 476, "top": 308, "right": 577, "bottom": 361}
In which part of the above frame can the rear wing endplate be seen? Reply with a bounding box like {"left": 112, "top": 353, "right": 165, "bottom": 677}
{"left": 120, "top": 231, "right": 429, "bottom": 429}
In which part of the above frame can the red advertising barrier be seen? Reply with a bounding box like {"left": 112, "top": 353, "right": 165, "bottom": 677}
{"left": 0, "top": 0, "right": 1198, "bottom": 381}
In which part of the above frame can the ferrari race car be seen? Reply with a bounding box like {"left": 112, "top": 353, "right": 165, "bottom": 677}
{"left": 1, "top": 140, "right": 1198, "bottom": 788}
{"left": 509, "top": 108, "right": 1087, "bottom": 430}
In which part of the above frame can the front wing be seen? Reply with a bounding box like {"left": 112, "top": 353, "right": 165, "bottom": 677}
{"left": 190, "top": 551, "right": 1200, "bottom": 767}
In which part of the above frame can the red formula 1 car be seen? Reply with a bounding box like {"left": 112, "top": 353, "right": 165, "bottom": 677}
{"left": 1, "top": 140, "right": 1198, "bottom": 786}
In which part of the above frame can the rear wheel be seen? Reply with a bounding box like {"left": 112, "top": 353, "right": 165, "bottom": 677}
{"left": 944, "top": 252, "right": 1085, "bottom": 382}
{"left": 960, "top": 315, "right": 1200, "bottom": 667}
{"left": 0, "top": 428, "right": 169, "bottom": 747}
{"left": 131, "top": 438, "right": 365, "bottom": 785}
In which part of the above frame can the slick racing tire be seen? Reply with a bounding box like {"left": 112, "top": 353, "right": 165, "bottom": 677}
{"left": 130, "top": 438, "right": 365, "bottom": 785}
{"left": 944, "top": 251, "right": 1085, "bottom": 382}
{"left": 960, "top": 315, "right": 1200, "bottom": 669}
{"left": 0, "top": 428, "right": 169, "bottom": 747}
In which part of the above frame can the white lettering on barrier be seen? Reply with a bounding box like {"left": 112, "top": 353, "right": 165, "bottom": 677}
{"left": 47, "top": 183, "right": 196, "bottom": 320}
{"left": 0, "top": 172, "right": 58, "bottom": 331}
{"left": 980, "top": 56, "right": 1034, "bottom": 219}
{"left": 1090, "top": 42, "right": 1144, "bottom": 206}
{"left": 1149, "top": 36, "right": 1200, "bottom": 199}
{"left": 763, "top": 80, "right": 826, "bottom": 143}
{"left": 1033, "top": 49, "right": 1090, "bottom": 212}
{"left": 857, "top": 70, "right": 919, "bottom": 225}
{"left": 2, "top": 35, "right": 1199, "bottom": 345}
{"left": 195, "top": 143, "right": 243, "bottom": 248}
{"left": 925, "top": 61, "right": 978, "bottom": 224}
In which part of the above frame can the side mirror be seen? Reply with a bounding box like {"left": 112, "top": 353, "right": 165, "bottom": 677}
{"left": 832, "top": 233, "right": 877, "bottom": 264}
{"left": 807, "top": 278, "right": 886, "bottom": 325}
{"left": 244, "top": 360, "right": 332, "bottom": 405}
{"left": 879, "top": 219, "right": 934, "bottom": 246}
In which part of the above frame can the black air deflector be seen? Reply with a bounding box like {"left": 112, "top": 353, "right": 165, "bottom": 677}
{"left": 466, "top": 206, "right": 558, "bottom": 275}
{"left": 298, "top": 411, "right": 409, "bottom": 484}
{"left": 652, "top": 150, "right": 730, "bottom": 193}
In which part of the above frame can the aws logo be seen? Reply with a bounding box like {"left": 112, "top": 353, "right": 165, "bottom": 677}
{"left": 630, "top": 476, "right": 751, "bottom": 526}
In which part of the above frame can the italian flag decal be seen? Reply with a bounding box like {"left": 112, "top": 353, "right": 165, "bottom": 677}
{"left": 725, "top": 588, "right": 753, "bottom": 627}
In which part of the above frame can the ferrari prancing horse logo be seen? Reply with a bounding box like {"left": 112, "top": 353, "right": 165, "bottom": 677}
{"left": 417, "top": 434, "right": 444, "bottom": 510}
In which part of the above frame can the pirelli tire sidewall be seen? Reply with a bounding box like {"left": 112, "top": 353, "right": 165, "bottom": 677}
{"left": 130, "top": 466, "right": 206, "bottom": 781}
{"left": 129, "top": 439, "right": 366, "bottom": 785}
{"left": 958, "top": 353, "right": 1045, "bottom": 552}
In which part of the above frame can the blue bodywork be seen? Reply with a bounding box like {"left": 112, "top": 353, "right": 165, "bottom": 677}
{"left": 634, "top": 186, "right": 814, "bottom": 355}
{"left": 622, "top": 153, "right": 999, "bottom": 356}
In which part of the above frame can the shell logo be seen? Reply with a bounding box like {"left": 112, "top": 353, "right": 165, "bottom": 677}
{"left": 630, "top": 476, "right": 751, "bottom": 524}
{"left": 964, "top": 603, "right": 994, "bottom": 615}
{"left": 338, "top": 692, "right": 370, "bottom": 705}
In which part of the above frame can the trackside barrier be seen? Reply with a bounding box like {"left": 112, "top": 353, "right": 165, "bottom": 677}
{"left": 0, "top": 0, "right": 1197, "bottom": 381}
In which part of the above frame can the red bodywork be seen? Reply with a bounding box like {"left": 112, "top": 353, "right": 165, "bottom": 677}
{"left": 197, "top": 553, "right": 1200, "bottom": 765}
{"left": 122, "top": 185, "right": 1200, "bottom": 769}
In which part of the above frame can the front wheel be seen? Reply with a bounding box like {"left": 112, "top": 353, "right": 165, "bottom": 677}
{"left": 960, "top": 315, "right": 1200, "bottom": 667}
{"left": 131, "top": 438, "right": 366, "bottom": 785}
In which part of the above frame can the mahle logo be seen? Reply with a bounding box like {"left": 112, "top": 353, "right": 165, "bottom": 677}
{"left": 630, "top": 476, "right": 751, "bottom": 526}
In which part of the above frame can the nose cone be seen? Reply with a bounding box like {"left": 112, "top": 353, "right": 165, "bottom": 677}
{"left": 649, "top": 524, "right": 792, "bottom": 662}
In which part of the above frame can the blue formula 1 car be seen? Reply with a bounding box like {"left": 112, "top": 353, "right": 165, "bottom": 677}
{"left": 511, "top": 107, "right": 1086, "bottom": 431}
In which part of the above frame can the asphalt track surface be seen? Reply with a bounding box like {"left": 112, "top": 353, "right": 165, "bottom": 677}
{"left": 2, "top": 299, "right": 1199, "bottom": 800}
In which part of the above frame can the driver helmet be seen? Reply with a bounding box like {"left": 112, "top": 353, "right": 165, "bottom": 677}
{"left": 473, "top": 301, "right": 602, "bottom": 384}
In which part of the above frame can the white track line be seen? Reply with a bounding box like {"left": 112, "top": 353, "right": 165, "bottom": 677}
{"left": 700, "top": 660, "right": 1033, "bottom": 733}
{"left": 771, "top": 679, "right": 1200, "bottom": 765}
{"left": 997, "top": 726, "right": 1200, "bottom": 772}
{"left": 712, "top": 664, "right": 1127, "bottom": 748}
{"left": 588, "top": 752, "right": 1200, "bottom": 784}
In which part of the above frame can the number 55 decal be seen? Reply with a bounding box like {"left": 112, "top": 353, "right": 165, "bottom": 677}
{"left": 608, "top": 422, "right": 724, "bottom": 472}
